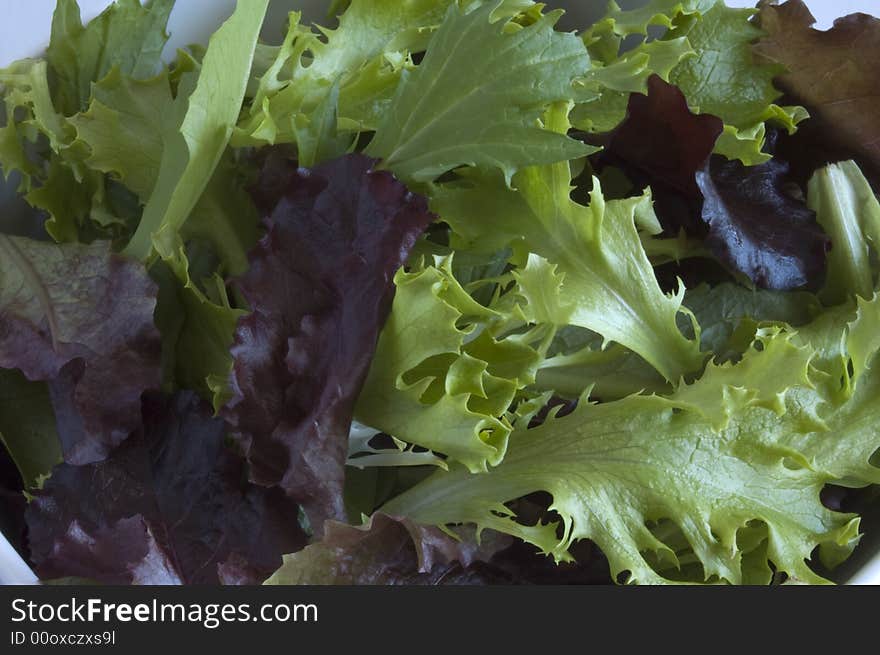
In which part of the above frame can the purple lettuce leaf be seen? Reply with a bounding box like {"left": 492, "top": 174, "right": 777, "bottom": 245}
{"left": 602, "top": 75, "right": 724, "bottom": 200}
{"left": 26, "top": 391, "right": 307, "bottom": 585}
{"left": 597, "top": 75, "right": 829, "bottom": 290}
{"left": 599, "top": 74, "right": 723, "bottom": 235}
{"left": 696, "top": 156, "right": 830, "bottom": 290}
{"left": 0, "top": 236, "right": 161, "bottom": 464}
{"left": 222, "top": 152, "right": 434, "bottom": 530}
{"left": 265, "top": 513, "right": 510, "bottom": 585}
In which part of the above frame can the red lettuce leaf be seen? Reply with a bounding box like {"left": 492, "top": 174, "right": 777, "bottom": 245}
{"left": 696, "top": 156, "right": 830, "bottom": 290}
{"left": 26, "top": 392, "right": 307, "bottom": 585}
{"left": 755, "top": 1, "right": 880, "bottom": 179}
{"left": 603, "top": 75, "right": 724, "bottom": 202}
{"left": 265, "top": 513, "right": 510, "bottom": 585}
{"left": 222, "top": 152, "right": 434, "bottom": 530}
{"left": 597, "top": 76, "right": 828, "bottom": 290}
{"left": 599, "top": 75, "right": 723, "bottom": 235}
{"left": 0, "top": 237, "right": 161, "bottom": 464}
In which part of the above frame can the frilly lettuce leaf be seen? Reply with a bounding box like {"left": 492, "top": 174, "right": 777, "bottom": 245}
{"left": 575, "top": 0, "right": 807, "bottom": 166}
{"left": 432, "top": 103, "right": 703, "bottom": 382}
{"left": 383, "top": 314, "right": 878, "bottom": 584}
{"left": 0, "top": 59, "right": 90, "bottom": 241}
{"left": 235, "top": 0, "right": 457, "bottom": 147}
{"left": 535, "top": 281, "right": 823, "bottom": 402}
{"left": 0, "top": 0, "right": 175, "bottom": 242}
{"left": 355, "top": 256, "right": 547, "bottom": 473}
{"left": 366, "top": 1, "right": 590, "bottom": 184}
{"left": 572, "top": 37, "right": 694, "bottom": 134}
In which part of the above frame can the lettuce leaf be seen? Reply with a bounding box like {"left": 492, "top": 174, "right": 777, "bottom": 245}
{"left": 681, "top": 282, "right": 820, "bottom": 357}
{"left": 355, "top": 257, "right": 546, "bottom": 472}
{"left": 46, "top": 0, "right": 174, "bottom": 116}
{"left": 576, "top": 0, "right": 806, "bottom": 166}
{"left": 222, "top": 152, "right": 434, "bottom": 529}
{"left": 808, "top": 161, "right": 880, "bottom": 306}
{"left": 432, "top": 104, "right": 703, "bottom": 382}
{"left": 383, "top": 314, "right": 878, "bottom": 584}
{"left": 366, "top": 1, "right": 590, "bottom": 183}
{"left": 0, "top": 369, "right": 61, "bottom": 488}
{"left": 236, "top": 0, "right": 457, "bottom": 147}
{"left": 696, "top": 156, "right": 830, "bottom": 290}
{"left": 755, "top": 1, "right": 880, "bottom": 178}
{"left": 26, "top": 392, "right": 307, "bottom": 585}
{"left": 0, "top": 0, "right": 175, "bottom": 242}
{"left": 668, "top": 1, "right": 804, "bottom": 165}
{"left": 265, "top": 513, "right": 504, "bottom": 585}
{"left": 0, "top": 236, "right": 160, "bottom": 465}
{"left": 123, "top": 0, "right": 269, "bottom": 263}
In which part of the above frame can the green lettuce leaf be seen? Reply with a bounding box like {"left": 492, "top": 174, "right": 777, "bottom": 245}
{"left": 432, "top": 104, "right": 703, "bottom": 382}
{"left": 574, "top": 32, "right": 695, "bottom": 134}
{"left": 0, "top": 0, "right": 176, "bottom": 242}
{"left": 0, "top": 59, "right": 84, "bottom": 241}
{"left": 668, "top": 2, "right": 804, "bottom": 164}
{"left": 681, "top": 282, "right": 820, "bottom": 357}
{"left": 575, "top": 0, "right": 807, "bottom": 165}
{"left": 235, "top": 0, "right": 457, "bottom": 147}
{"left": 123, "top": 0, "right": 268, "bottom": 263}
{"left": 46, "top": 0, "right": 174, "bottom": 116}
{"left": 808, "top": 161, "right": 880, "bottom": 306}
{"left": 383, "top": 315, "right": 877, "bottom": 583}
{"left": 355, "top": 257, "right": 547, "bottom": 472}
{"left": 366, "top": 1, "right": 590, "bottom": 183}
{"left": 67, "top": 69, "right": 172, "bottom": 202}
{"left": 0, "top": 369, "right": 62, "bottom": 488}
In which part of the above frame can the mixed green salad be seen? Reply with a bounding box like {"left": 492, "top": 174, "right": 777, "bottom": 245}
{"left": 1, "top": 0, "right": 880, "bottom": 585}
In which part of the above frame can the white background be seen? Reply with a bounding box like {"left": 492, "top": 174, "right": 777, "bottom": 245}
{"left": 0, "top": 0, "right": 878, "bottom": 66}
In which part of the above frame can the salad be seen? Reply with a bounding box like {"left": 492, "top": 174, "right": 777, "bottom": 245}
{"left": 1, "top": 0, "right": 879, "bottom": 586}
